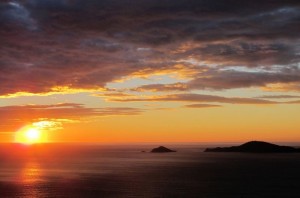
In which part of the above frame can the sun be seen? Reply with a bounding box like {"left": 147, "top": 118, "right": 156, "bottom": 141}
{"left": 15, "top": 126, "right": 47, "bottom": 145}
{"left": 25, "top": 128, "right": 40, "bottom": 143}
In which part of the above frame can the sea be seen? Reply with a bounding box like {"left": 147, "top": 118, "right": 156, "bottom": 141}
{"left": 1, "top": 143, "right": 300, "bottom": 198}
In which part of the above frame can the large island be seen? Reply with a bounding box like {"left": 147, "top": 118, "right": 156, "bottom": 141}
{"left": 205, "top": 141, "right": 300, "bottom": 153}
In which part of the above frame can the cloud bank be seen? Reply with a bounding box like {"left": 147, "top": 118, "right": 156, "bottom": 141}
{"left": 0, "top": 0, "right": 299, "bottom": 96}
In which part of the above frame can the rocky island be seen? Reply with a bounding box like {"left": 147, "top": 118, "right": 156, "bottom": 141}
{"left": 151, "top": 146, "right": 176, "bottom": 153}
{"left": 205, "top": 141, "right": 300, "bottom": 153}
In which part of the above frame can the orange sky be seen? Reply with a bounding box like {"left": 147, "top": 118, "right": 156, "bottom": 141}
{"left": 0, "top": 1, "right": 300, "bottom": 143}
{"left": 1, "top": 88, "right": 300, "bottom": 143}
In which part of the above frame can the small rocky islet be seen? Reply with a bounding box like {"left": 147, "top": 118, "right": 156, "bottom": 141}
{"left": 150, "top": 146, "right": 176, "bottom": 153}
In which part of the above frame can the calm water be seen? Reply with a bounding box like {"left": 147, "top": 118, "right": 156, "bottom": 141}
{"left": 1, "top": 144, "right": 300, "bottom": 198}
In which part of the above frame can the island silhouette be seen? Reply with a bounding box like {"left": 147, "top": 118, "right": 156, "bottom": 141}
{"left": 151, "top": 146, "right": 176, "bottom": 153}
{"left": 205, "top": 141, "right": 300, "bottom": 153}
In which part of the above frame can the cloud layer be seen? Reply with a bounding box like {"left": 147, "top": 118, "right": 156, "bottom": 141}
{"left": 0, "top": 0, "right": 299, "bottom": 96}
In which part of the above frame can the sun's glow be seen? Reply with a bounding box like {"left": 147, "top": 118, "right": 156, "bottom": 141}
{"left": 15, "top": 126, "right": 48, "bottom": 145}
{"left": 25, "top": 128, "right": 40, "bottom": 142}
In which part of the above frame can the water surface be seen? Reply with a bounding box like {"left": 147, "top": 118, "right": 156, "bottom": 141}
{"left": 1, "top": 144, "right": 300, "bottom": 198}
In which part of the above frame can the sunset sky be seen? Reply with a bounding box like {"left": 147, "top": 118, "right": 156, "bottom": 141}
{"left": 0, "top": 0, "right": 300, "bottom": 143}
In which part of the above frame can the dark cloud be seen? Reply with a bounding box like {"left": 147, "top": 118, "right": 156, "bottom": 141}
{"left": 183, "top": 104, "right": 222, "bottom": 108}
{"left": 0, "top": 0, "right": 300, "bottom": 95}
{"left": 0, "top": 1, "right": 37, "bottom": 30}
{"left": 284, "top": 100, "right": 300, "bottom": 104}
{"left": 131, "top": 83, "right": 188, "bottom": 92}
{"left": 255, "top": 95, "right": 300, "bottom": 99}
{"left": 131, "top": 66, "right": 300, "bottom": 91}
{"left": 0, "top": 103, "right": 142, "bottom": 131}
{"left": 188, "top": 67, "right": 300, "bottom": 90}
{"left": 111, "top": 93, "right": 277, "bottom": 104}
{"left": 182, "top": 42, "right": 300, "bottom": 67}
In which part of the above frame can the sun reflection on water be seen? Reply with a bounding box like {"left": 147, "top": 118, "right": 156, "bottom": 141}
{"left": 21, "top": 161, "right": 41, "bottom": 183}
{"left": 20, "top": 160, "right": 44, "bottom": 197}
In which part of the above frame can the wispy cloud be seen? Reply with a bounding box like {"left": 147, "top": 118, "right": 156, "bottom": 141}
{"left": 183, "top": 104, "right": 222, "bottom": 108}
{"left": 255, "top": 95, "right": 300, "bottom": 99}
{"left": 110, "top": 93, "right": 278, "bottom": 104}
{"left": 0, "top": 103, "right": 142, "bottom": 132}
